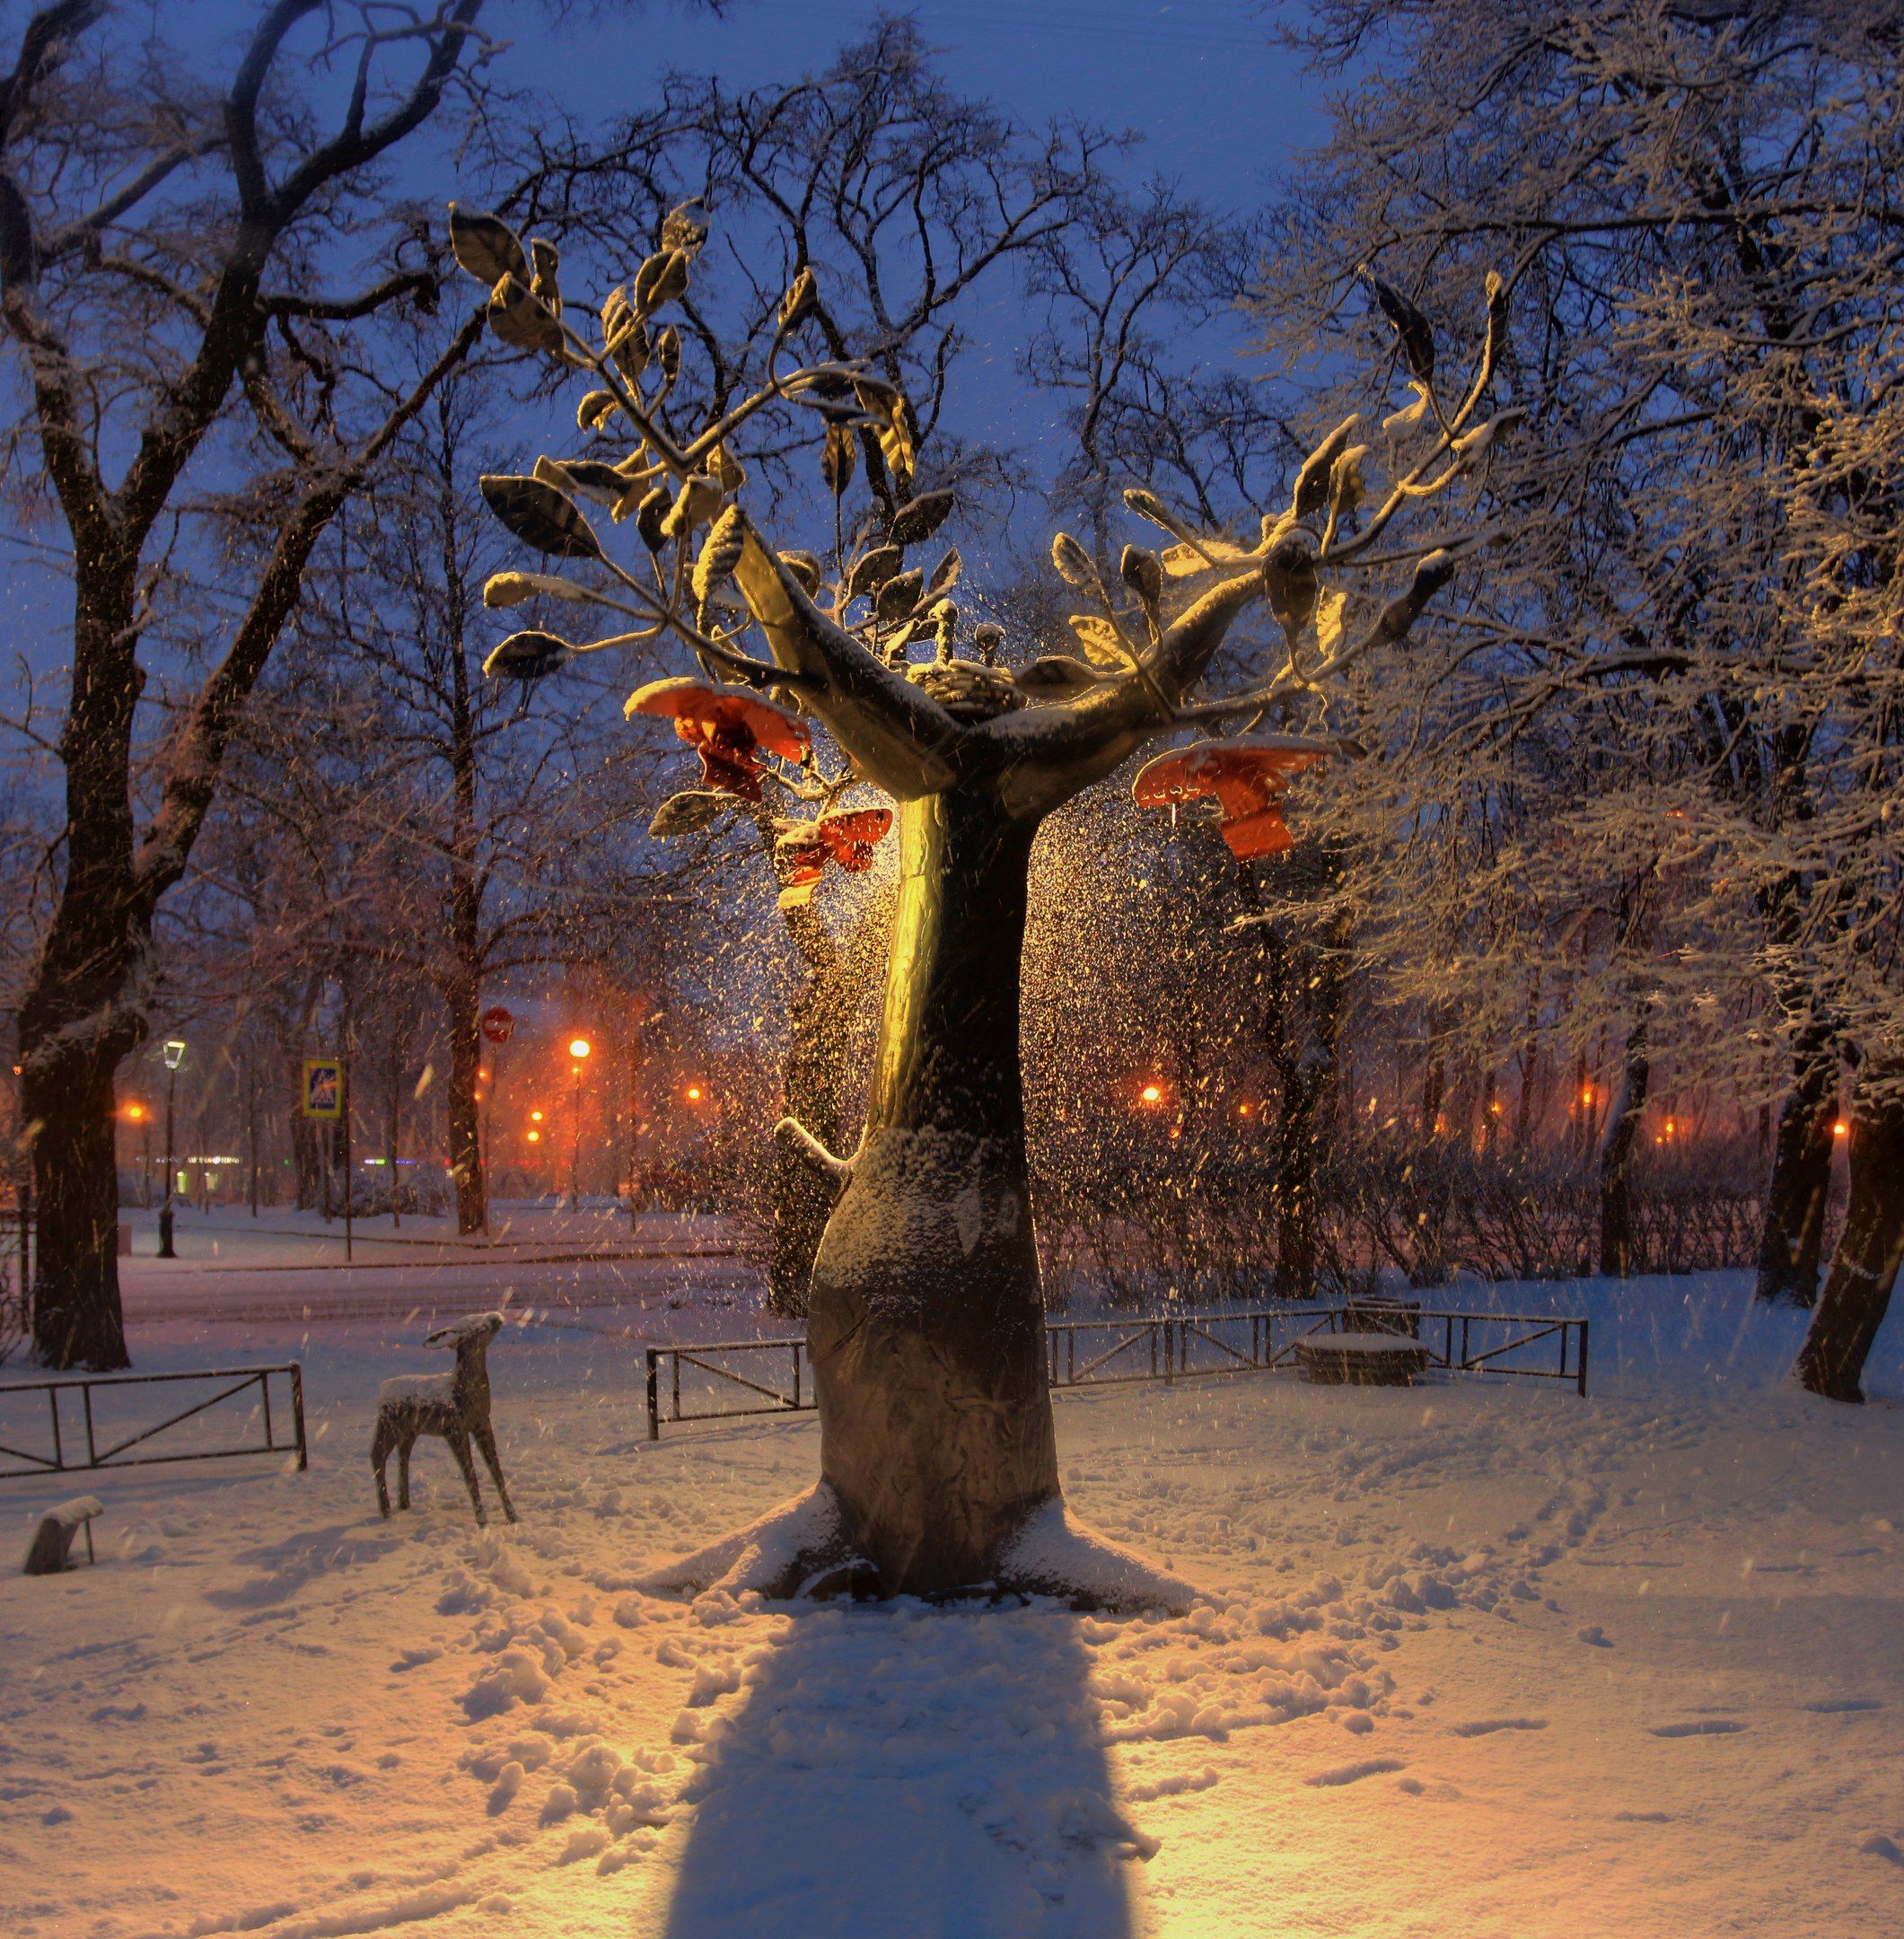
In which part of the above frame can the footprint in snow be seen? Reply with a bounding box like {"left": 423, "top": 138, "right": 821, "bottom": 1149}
{"left": 1803, "top": 1698, "right": 1882, "bottom": 1714}
{"left": 1450, "top": 1717, "right": 1548, "bottom": 1738}
{"left": 1575, "top": 1625, "right": 1611, "bottom": 1646}
{"left": 1305, "top": 1757, "right": 1406, "bottom": 1787}
{"left": 1859, "top": 1834, "right": 1904, "bottom": 1868}
{"left": 1650, "top": 1720, "right": 1744, "bottom": 1738}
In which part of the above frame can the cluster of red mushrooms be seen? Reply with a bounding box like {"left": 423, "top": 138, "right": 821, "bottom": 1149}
{"left": 1130, "top": 737, "right": 1326, "bottom": 858}
{"left": 627, "top": 678, "right": 893, "bottom": 905}
{"left": 624, "top": 679, "right": 1324, "bottom": 902}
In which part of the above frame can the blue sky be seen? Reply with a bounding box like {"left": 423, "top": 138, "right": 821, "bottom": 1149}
{"left": 1, "top": 4, "right": 1333, "bottom": 686}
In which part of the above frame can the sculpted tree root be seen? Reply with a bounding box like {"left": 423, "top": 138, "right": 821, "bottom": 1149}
{"left": 637, "top": 1483, "right": 1198, "bottom": 1616}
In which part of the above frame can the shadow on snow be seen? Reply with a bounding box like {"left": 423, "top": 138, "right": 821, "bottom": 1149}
{"left": 658, "top": 1597, "right": 1144, "bottom": 1939}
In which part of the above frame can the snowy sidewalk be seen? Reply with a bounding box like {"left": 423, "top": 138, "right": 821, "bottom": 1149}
{"left": 0, "top": 1273, "right": 1899, "bottom": 1937}
{"left": 113, "top": 1205, "right": 761, "bottom": 1328}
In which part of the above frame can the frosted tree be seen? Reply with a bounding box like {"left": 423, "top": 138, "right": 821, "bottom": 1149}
{"left": 1259, "top": 0, "right": 1904, "bottom": 1385}
{"left": 0, "top": 0, "right": 493, "bottom": 1366}
{"left": 452, "top": 200, "right": 1505, "bottom": 1600}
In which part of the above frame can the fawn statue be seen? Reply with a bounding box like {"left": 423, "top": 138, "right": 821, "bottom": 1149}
{"left": 372, "top": 1312, "right": 517, "bottom": 1525}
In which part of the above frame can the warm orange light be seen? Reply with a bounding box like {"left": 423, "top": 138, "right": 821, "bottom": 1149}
{"left": 1663, "top": 1118, "right": 1675, "bottom": 1136}
{"left": 527, "top": 1129, "right": 541, "bottom": 1143}
{"left": 478, "top": 1066, "right": 490, "bottom": 1082}
{"left": 531, "top": 1110, "right": 543, "bottom": 1122}
{"left": 569, "top": 1038, "right": 592, "bottom": 1060}
{"left": 1580, "top": 1087, "right": 1593, "bottom": 1104}
{"left": 1140, "top": 1083, "right": 1163, "bottom": 1105}
{"left": 685, "top": 1084, "right": 704, "bottom": 1102}
{"left": 1833, "top": 1119, "right": 1848, "bottom": 1138}
{"left": 1236, "top": 1101, "right": 1252, "bottom": 1118}
{"left": 123, "top": 1102, "right": 145, "bottom": 1121}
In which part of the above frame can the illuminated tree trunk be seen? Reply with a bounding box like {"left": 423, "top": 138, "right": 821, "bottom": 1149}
{"left": 805, "top": 789, "right": 1057, "bottom": 1593}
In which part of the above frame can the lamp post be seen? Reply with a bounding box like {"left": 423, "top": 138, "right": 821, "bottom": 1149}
{"left": 567, "top": 1038, "right": 591, "bottom": 1210}
{"left": 158, "top": 1039, "right": 186, "bottom": 1259}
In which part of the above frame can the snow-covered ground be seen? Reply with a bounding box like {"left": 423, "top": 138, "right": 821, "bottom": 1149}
{"left": 2, "top": 1268, "right": 1900, "bottom": 1938}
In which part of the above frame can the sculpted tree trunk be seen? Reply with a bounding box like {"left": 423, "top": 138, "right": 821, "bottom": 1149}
{"left": 805, "top": 791, "right": 1052, "bottom": 1589}
{"left": 1794, "top": 1082, "right": 1904, "bottom": 1403}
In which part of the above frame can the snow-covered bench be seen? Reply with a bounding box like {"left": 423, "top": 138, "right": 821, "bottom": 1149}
{"left": 1295, "top": 1332, "right": 1431, "bottom": 1387}
{"left": 22, "top": 1496, "right": 102, "bottom": 1575}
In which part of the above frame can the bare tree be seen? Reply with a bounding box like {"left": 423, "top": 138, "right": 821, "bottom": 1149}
{"left": 0, "top": 0, "right": 493, "bottom": 1365}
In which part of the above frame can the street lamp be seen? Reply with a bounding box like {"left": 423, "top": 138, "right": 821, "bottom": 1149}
{"left": 567, "top": 1038, "right": 591, "bottom": 1207}
{"left": 158, "top": 1039, "right": 186, "bottom": 1259}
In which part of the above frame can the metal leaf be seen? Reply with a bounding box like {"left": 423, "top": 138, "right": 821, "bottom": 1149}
{"left": 1262, "top": 536, "right": 1319, "bottom": 648}
{"left": 482, "top": 630, "right": 573, "bottom": 680}
{"left": 448, "top": 205, "right": 528, "bottom": 285}
{"left": 926, "top": 547, "right": 961, "bottom": 598}
{"left": 649, "top": 790, "right": 726, "bottom": 839}
{"left": 479, "top": 475, "right": 602, "bottom": 559}
{"left": 487, "top": 276, "right": 565, "bottom": 356}
{"left": 874, "top": 566, "right": 925, "bottom": 620}
{"left": 482, "top": 571, "right": 596, "bottom": 608}
{"left": 847, "top": 545, "right": 903, "bottom": 599}
{"left": 1067, "top": 613, "right": 1135, "bottom": 669}
{"left": 891, "top": 487, "right": 954, "bottom": 548}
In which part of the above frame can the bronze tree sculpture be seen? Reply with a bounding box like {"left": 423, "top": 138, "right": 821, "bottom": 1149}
{"left": 454, "top": 206, "right": 1507, "bottom": 1604}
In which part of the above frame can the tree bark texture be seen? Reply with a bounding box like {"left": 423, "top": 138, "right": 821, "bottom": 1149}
{"left": 1597, "top": 1022, "right": 1650, "bottom": 1277}
{"left": 19, "top": 573, "right": 144, "bottom": 1369}
{"left": 804, "top": 789, "right": 1057, "bottom": 1595}
{"left": 1794, "top": 1086, "right": 1904, "bottom": 1403}
{"left": 1754, "top": 1045, "right": 1837, "bottom": 1306}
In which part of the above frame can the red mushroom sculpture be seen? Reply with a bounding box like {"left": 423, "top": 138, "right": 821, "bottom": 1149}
{"left": 775, "top": 806, "right": 894, "bottom": 907}
{"left": 1132, "top": 736, "right": 1327, "bottom": 859}
{"left": 626, "top": 677, "right": 812, "bottom": 799}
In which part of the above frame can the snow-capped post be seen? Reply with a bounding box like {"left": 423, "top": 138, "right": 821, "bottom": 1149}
{"left": 451, "top": 203, "right": 1508, "bottom": 1602}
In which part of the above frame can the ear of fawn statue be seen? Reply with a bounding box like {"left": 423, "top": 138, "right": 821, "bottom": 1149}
{"left": 451, "top": 203, "right": 1508, "bottom": 1608}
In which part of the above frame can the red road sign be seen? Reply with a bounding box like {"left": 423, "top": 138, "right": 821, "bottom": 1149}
{"left": 479, "top": 1005, "right": 515, "bottom": 1044}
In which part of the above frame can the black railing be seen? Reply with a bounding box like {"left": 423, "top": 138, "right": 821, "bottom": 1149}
{"left": 646, "top": 1338, "right": 808, "bottom": 1438}
{"left": 0, "top": 1364, "right": 307, "bottom": 1478}
{"left": 644, "top": 1304, "right": 1587, "bottom": 1439}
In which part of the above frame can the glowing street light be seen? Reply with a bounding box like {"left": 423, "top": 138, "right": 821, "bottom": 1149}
{"left": 567, "top": 1038, "right": 592, "bottom": 1206}
{"left": 1139, "top": 1083, "right": 1163, "bottom": 1105}
{"left": 685, "top": 1083, "right": 705, "bottom": 1103}
{"left": 159, "top": 1039, "right": 187, "bottom": 1258}
{"left": 124, "top": 1101, "right": 153, "bottom": 1209}
{"left": 1833, "top": 1119, "right": 1849, "bottom": 1138}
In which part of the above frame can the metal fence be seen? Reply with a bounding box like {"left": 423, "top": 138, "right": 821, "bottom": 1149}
{"left": 644, "top": 1303, "right": 1586, "bottom": 1439}
{"left": 0, "top": 1364, "right": 307, "bottom": 1479}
